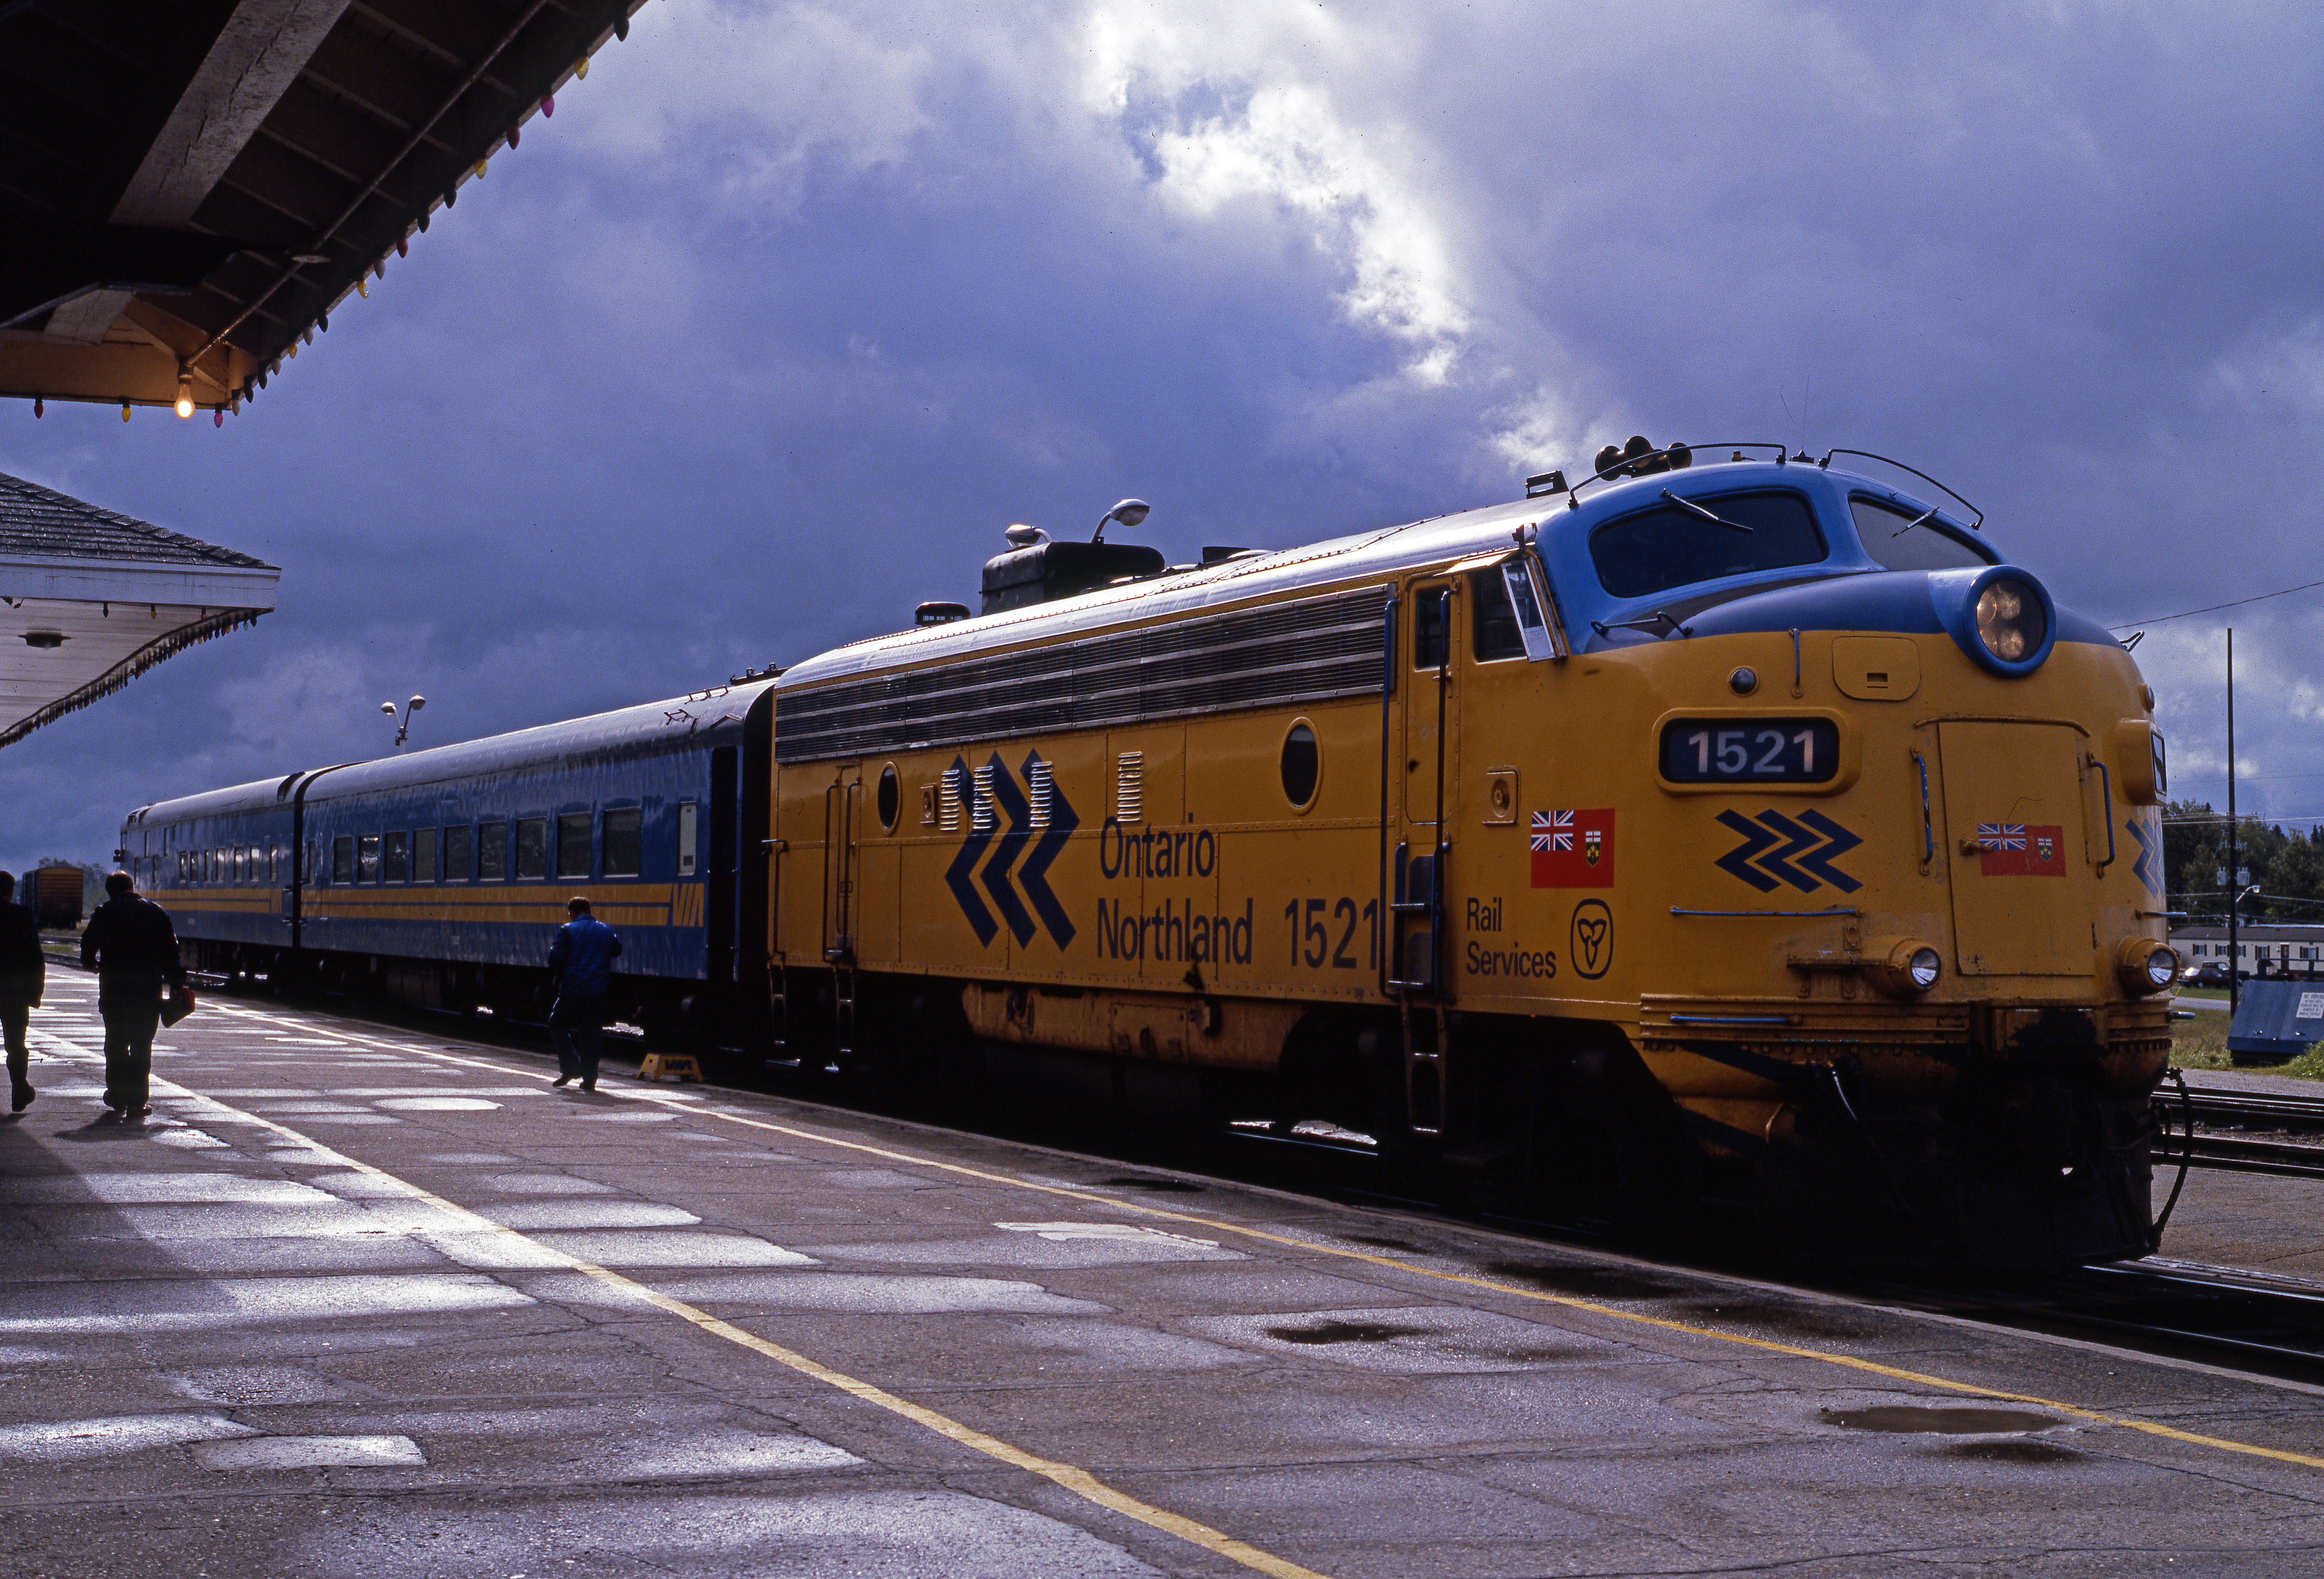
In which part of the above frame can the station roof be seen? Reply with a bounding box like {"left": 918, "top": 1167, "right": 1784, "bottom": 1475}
{"left": 0, "top": 0, "right": 643, "bottom": 418}
{"left": 0, "top": 468, "right": 280, "bottom": 748}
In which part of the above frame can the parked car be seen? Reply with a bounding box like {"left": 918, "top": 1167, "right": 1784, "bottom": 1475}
{"left": 2184, "top": 962, "right": 2232, "bottom": 989}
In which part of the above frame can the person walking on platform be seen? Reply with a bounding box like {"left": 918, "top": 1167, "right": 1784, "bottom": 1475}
{"left": 547, "top": 896, "right": 621, "bottom": 1092}
{"left": 79, "top": 871, "right": 185, "bottom": 1119}
{"left": 0, "top": 872, "right": 43, "bottom": 1112}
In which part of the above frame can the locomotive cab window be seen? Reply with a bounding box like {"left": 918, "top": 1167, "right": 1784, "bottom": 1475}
{"left": 1281, "top": 721, "right": 1320, "bottom": 809}
{"left": 1469, "top": 568, "right": 1527, "bottom": 662}
{"left": 1590, "top": 490, "right": 1827, "bottom": 598}
{"left": 1848, "top": 496, "right": 1995, "bottom": 572}
{"left": 603, "top": 808, "right": 642, "bottom": 876}
{"left": 516, "top": 818, "right": 548, "bottom": 881}
{"left": 479, "top": 821, "right": 510, "bottom": 881}
{"left": 445, "top": 824, "right": 473, "bottom": 881}
{"left": 1412, "top": 584, "right": 1451, "bottom": 669}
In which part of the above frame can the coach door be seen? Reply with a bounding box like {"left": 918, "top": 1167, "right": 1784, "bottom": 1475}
{"left": 1386, "top": 575, "right": 1460, "bottom": 1135}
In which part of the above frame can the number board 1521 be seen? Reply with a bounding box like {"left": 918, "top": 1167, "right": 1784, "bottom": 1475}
{"left": 1660, "top": 718, "right": 1841, "bottom": 784}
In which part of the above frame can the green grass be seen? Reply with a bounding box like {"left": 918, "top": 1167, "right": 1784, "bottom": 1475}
{"left": 2170, "top": 1014, "right": 2324, "bottom": 1080}
{"left": 2176, "top": 986, "right": 2229, "bottom": 1001}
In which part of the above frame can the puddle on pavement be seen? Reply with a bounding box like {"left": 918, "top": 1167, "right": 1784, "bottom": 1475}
{"left": 1264, "top": 1320, "right": 1431, "bottom": 1344}
{"left": 1482, "top": 1260, "right": 1689, "bottom": 1300}
{"left": 1936, "top": 1439, "right": 2087, "bottom": 1463}
{"left": 0, "top": 1411, "right": 257, "bottom": 1462}
{"left": 525, "top": 1230, "right": 814, "bottom": 1268}
{"left": 172, "top": 1365, "right": 350, "bottom": 1405}
{"left": 373, "top": 1097, "right": 500, "bottom": 1111}
{"left": 634, "top": 1272, "right": 1108, "bottom": 1314}
{"left": 194, "top": 1434, "right": 425, "bottom": 1470}
{"left": 1671, "top": 1299, "right": 1896, "bottom": 1341}
{"left": 617, "top": 1429, "right": 861, "bottom": 1476}
{"left": 1821, "top": 1405, "right": 2064, "bottom": 1434}
{"left": 486, "top": 1201, "right": 700, "bottom": 1230}
{"left": 484, "top": 1173, "right": 615, "bottom": 1194}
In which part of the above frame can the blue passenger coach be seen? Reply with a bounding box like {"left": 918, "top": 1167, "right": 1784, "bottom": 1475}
{"left": 119, "top": 680, "right": 777, "bottom": 1046}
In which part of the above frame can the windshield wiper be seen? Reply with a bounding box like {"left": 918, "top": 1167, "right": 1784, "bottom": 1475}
{"left": 1660, "top": 489, "right": 1752, "bottom": 533}
{"left": 1890, "top": 504, "right": 1942, "bottom": 537}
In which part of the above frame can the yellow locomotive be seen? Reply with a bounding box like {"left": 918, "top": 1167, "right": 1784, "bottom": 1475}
{"left": 769, "top": 443, "right": 2172, "bottom": 1266}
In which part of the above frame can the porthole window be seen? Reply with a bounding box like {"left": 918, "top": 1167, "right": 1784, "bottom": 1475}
{"left": 1280, "top": 721, "right": 1319, "bottom": 810}
{"left": 877, "top": 764, "right": 900, "bottom": 832}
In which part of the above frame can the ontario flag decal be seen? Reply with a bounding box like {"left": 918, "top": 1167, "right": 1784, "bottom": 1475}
{"left": 1980, "top": 822, "right": 2067, "bottom": 877}
{"left": 1532, "top": 808, "right": 1616, "bottom": 888}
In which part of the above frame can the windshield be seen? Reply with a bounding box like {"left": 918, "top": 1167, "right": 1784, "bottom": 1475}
{"left": 1589, "top": 489, "right": 1827, "bottom": 599}
{"left": 1849, "top": 496, "right": 1994, "bottom": 571}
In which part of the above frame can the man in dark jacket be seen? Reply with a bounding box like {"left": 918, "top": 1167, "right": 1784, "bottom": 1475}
{"left": 0, "top": 871, "right": 43, "bottom": 1112}
{"left": 79, "top": 871, "right": 186, "bottom": 1118}
{"left": 546, "top": 896, "right": 621, "bottom": 1092}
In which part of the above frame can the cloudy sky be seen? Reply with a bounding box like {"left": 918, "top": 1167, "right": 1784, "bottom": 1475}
{"left": 6, "top": 0, "right": 2323, "bottom": 874}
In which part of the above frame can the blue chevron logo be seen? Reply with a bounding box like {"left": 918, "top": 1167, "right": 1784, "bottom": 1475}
{"left": 2127, "top": 811, "right": 2161, "bottom": 896}
{"left": 942, "top": 756, "right": 998, "bottom": 946}
{"left": 1017, "top": 749, "right": 1077, "bottom": 949}
{"left": 945, "top": 753, "right": 1079, "bottom": 951}
{"left": 1714, "top": 808, "right": 1863, "bottom": 894}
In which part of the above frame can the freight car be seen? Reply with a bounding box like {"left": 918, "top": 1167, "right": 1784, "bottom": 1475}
{"left": 117, "top": 680, "right": 776, "bottom": 1047}
{"left": 29, "top": 862, "right": 84, "bottom": 929}
{"left": 766, "top": 446, "right": 2173, "bottom": 1267}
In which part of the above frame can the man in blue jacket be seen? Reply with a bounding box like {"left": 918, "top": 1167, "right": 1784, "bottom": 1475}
{"left": 547, "top": 896, "right": 622, "bottom": 1092}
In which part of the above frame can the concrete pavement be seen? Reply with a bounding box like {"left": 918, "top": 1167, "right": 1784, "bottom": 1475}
{"left": 6, "top": 971, "right": 2324, "bottom": 1576}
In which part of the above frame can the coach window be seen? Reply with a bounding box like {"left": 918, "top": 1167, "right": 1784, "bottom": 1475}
{"left": 234, "top": 847, "right": 248, "bottom": 883}
{"left": 677, "top": 802, "right": 698, "bottom": 877}
{"left": 384, "top": 831, "right": 410, "bottom": 883}
{"left": 445, "top": 824, "right": 473, "bottom": 881}
{"left": 479, "top": 821, "right": 510, "bottom": 881}
{"left": 1281, "top": 721, "right": 1320, "bottom": 811}
{"left": 556, "top": 813, "right": 592, "bottom": 879}
{"left": 414, "top": 827, "right": 439, "bottom": 883}
{"left": 603, "top": 809, "right": 642, "bottom": 877}
{"left": 332, "top": 836, "right": 355, "bottom": 884}
{"left": 516, "top": 817, "right": 548, "bottom": 881}
{"left": 358, "top": 834, "right": 382, "bottom": 883}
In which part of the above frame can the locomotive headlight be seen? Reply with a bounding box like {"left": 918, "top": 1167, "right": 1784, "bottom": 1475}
{"left": 1975, "top": 577, "right": 2046, "bottom": 662}
{"left": 1864, "top": 936, "right": 1943, "bottom": 997}
{"left": 2116, "top": 938, "right": 2179, "bottom": 996}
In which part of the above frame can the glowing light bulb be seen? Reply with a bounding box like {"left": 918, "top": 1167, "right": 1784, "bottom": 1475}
{"left": 175, "top": 393, "right": 193, "bottom": 418}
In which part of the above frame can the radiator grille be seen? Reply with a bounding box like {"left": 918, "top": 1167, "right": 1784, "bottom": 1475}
{"left": 776, "top": 585, "right": 1388, "bottom": 762}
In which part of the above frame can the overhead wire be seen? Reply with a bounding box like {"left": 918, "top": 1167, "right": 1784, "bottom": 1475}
{"left": 2107, "top": 576, "right": 2324, "bottom": 632}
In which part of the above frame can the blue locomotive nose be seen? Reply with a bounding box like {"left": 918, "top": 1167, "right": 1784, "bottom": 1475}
{"left": 1681, "top": 564, "right": 2092, "bottom": 677}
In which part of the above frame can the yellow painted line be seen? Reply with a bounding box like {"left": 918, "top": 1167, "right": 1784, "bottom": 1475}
{"left": 197, "top": 1000, "right": 2324, "bottom": 1477}
{"left": 35, "top": 1007, "right": 1325, "bottom": 1579}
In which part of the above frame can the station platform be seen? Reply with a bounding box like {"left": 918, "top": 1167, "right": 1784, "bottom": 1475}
{"left": 6, "top": 972, "right": 2324, "bottom": 1577}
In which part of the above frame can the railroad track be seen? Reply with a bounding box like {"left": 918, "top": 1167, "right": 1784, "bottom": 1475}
{"left": 2165, "top": 1081, "right": 2324, "bottom": 1179}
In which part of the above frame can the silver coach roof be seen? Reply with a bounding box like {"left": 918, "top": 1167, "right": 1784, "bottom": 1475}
{"left": 778, "top": 497, "right": 1544, "bottom": 692}
{"left": 127, "top": 680, "right": 775, "bottom": 828}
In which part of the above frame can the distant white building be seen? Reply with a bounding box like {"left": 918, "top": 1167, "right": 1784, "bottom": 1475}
{"left": 2170, "top": 922, "right": 2324, "bottom": 979}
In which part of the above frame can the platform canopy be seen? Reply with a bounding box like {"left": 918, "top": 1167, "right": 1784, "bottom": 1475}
{"left": 0, "top": 468, "right": 279, "bottom": 748}
{"left": 0, "top": 0, "right": 644, "bottom": 419}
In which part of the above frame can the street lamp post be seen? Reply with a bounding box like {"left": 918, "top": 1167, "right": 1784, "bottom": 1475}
{"left": 382, "top": 695, "right": 426, "bottom": 752}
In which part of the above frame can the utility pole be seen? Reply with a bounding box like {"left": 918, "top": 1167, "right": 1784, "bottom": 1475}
{"left": 2227, "top": 628, "right": 2238, "bottom": 1018}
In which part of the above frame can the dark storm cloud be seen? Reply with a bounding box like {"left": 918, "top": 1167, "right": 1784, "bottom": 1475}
{"left": 5, "top": 0, "right": 2321, "bottom": 872}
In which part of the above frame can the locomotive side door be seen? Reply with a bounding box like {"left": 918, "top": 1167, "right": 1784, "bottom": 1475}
{"left": 822, "top": 765, "right": 862, "bottom": 964}
{"left": 1385, "top": 574, "right": 1461, "bottom": 1136}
